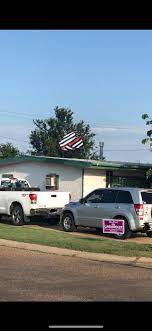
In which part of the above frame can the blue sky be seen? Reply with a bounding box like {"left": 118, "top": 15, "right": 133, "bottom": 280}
{"left": 0, "top": 30, "right": 152, "bottom": 162}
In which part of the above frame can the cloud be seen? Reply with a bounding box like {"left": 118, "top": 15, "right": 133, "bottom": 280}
{"left": 0, "top": 123, "right": 34, "bottom": 151}
{"left": 91, "top": 124, "right": 151, "bottom": 162}
{"left": 92, "top": 126, "right": 145, "bottom": 134}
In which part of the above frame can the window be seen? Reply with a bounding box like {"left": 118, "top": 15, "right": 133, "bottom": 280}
{"left": 17, "top": 180, "right": 30, "bottom": 189}
{"left": 115, "top": 190, "right": 133, "bottom": 204}
{"left": 86, "top": 190, "right": 105, "bottom": 203}
{"left": 1, "top": 180, "right": 11, "bottom": 188}
{"left": 102, "top": 190, "right": 118, "bottom": 203}
{"left": 112, "top": 175, "right": 146, "bottom": 188}
{"left": 141, "top": 192, "right": 152, "bottom": 204}
{"left": 45, "top": 174, "right": 59, "bottom": 190}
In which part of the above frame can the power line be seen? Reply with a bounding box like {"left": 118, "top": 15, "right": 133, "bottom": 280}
{"left": 0, "top": 135, "right": 149, "bottom": 150}
{"left": 104, "top": 149, "right": 148, "bottom": 152}
{"left": 0, "top": 110, "right": 124, "bottom": 123}
{"left": 0, "top": 135, "right": 29, "bottom": 143}
{"left": 0, "top": 135, "right": 150, "bottom": 151}
{"left": 0, "top": 110, "right": 145, "bottom": 129}
{"left": 0, "top": 110, "right": 51, "bottom": 119}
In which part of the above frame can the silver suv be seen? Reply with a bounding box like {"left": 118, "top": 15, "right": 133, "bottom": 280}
{"left": 60, "top": 187, "right": 152, "bottom": 239}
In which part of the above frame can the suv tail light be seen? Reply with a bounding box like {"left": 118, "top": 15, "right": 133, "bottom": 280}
{"left": 29, "top": 193, "right": 37, "bottom": 204}
{"left": 134, "top": 204, "right": 144, "bottom": 216}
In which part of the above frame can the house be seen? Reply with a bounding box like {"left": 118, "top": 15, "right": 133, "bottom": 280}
{"left": 0, "top": 155, "right": 151, "bottom": 201}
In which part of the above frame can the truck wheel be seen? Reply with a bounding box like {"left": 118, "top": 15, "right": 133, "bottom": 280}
{"left": 24, "top": 216, "right": 31, "bottom": 224}
{"left": 11, "top": 205, "right": 25, "bottom": 226}
{"left": 62, "top": 212, "right": 76, "bottom": 232}
{"left": 147, "top": 231, "right": 152, "bottom": 237}
{"left": 113, "top": 217, "right": 132, "bottom": 240}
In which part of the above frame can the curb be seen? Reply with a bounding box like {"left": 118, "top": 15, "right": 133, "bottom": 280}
{"left": 0, "top": 239, "right": 152, "bottom": 268}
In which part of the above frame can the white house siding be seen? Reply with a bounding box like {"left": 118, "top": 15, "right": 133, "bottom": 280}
{"left": 0, "top": 162, "right": 83, "bottom": 201}
{"left": 83, "top": 168, "right": 106, "bottom": 197}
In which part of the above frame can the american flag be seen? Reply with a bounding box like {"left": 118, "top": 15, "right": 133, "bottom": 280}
{"left": 59, "top": 132, "right": 83, "bottom": 151}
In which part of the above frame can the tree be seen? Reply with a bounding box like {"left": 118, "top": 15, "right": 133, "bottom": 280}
{"left": 141, "top": 113, "right": 152, "bottom": 184}
{"left": 0, "top": 143, "right": 20, "bottom": 159}
{"left": 29, "top": 106, "right": 101, "bottom": 159}
{"left": 141, "top": 113, "right": 152, "bottom": 147}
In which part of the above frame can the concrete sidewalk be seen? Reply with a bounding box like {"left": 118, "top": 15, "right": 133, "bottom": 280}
{"left": 0, "top": 238, "right": 152, "bottom": 269}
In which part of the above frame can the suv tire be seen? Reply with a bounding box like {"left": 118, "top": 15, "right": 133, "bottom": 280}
{"left": 62, "top": 212, "right": 76, "bottom": 232}
{"left": 113, "top": 216, "right": 132, "bottom": 240}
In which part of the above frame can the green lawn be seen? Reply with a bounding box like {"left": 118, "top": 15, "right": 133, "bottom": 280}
{"left": 0, "top": 223, "right": 152, "bottom": 258}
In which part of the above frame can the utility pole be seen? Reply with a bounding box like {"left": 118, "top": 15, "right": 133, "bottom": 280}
{"left": 99, "top": 141, "right": 104, "bottom": 160}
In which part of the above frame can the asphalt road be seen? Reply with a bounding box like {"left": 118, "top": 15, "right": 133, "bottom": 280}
{"left": 0, "top": 246, "right": 152, "bottom": 301}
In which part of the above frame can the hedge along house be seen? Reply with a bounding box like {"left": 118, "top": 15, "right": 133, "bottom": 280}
{"left": 0, "top": 155, "right": 151, "bottom": 201}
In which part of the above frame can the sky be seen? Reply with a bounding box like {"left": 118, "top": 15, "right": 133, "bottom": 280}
{"left": 0, "top": 29, "right": 152, "bottom": 163}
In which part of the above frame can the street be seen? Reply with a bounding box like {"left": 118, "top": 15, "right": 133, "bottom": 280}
{"left": 0, "top": 246, "right": 152, "bottom": 301}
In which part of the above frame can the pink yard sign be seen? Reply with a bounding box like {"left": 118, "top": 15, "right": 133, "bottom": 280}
{"left": 103, "top": 219, "right": 124, "bottom": 235}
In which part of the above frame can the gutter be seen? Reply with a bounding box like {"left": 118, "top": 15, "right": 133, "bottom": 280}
{"left": 0, "top": 239, "right": 152, "bottom": 269}
{"left": 90, "top": 162, "right": 148, "bottom": 171}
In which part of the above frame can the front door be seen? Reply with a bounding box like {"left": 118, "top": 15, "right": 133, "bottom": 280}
{"left": 95, "top": 189, "right": 119, "bottom": 228}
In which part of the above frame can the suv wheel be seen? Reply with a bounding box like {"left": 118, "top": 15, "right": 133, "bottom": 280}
{"left": 62, "top": 212, "right": 76, "bottom": 232}
{"left": 113, "top": 217, "right": 132, "bottom": 240}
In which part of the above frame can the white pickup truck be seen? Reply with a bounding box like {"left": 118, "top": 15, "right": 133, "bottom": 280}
{"left": 0, "top": 177, "right": 71, "bottom": 226}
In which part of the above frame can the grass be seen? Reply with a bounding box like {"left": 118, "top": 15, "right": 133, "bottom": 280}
{"left": 0, "top": 223, "right": 152, "bottom": 258}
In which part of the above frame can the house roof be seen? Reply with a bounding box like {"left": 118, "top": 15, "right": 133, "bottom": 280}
{"left": 0, "top": 155, "right": 151, "bottom": 171}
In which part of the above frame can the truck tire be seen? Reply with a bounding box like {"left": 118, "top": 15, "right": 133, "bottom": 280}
{"left": 147, "top": 231, "right": 152, "bottom": 237}
{"left": 62, "top": 212, "right": 76, "bottom": 232}
{"left": 48, "top": 218, "right": 60, "bottom": 225}
{"left": 112, "top": 216, "right": 132, "bottom": 240}
{"left": 10, "top": 205, "right": 25, "bottom": 226}
{"left": 24, "top": 216, "right": 31, "bottom": 224}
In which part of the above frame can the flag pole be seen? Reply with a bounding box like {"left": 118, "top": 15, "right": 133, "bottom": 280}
{"left": 82, "top": 144, "right": 86, "bottom": 159}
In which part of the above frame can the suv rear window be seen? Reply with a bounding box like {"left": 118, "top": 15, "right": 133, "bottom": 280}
{"left": 115, "top": 190, "right": 133, "bottom": 204}
{"left": 141, "top": 192, "right": 152, "bottom": 204}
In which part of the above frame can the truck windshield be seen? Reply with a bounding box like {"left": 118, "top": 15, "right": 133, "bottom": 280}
{"left": 141, "top": 192, "right": 152, "bottom": 204}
